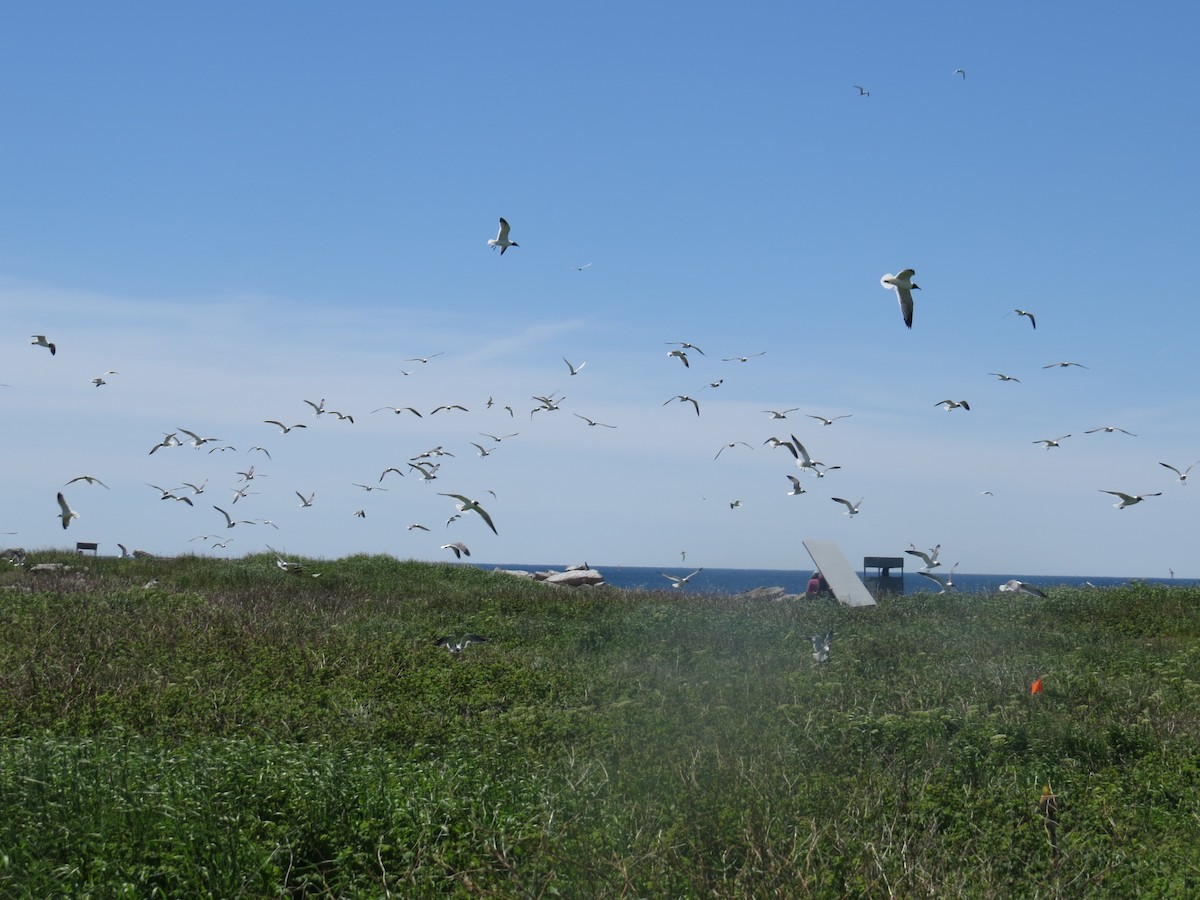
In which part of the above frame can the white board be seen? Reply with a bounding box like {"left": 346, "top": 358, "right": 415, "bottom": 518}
{"left": 803, "top": 539, "right": 877, "bottom": 607}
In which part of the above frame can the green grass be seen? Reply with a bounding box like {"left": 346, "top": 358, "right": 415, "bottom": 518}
{"left": 1, "top": 552, "right": 1199, "bottom": 896}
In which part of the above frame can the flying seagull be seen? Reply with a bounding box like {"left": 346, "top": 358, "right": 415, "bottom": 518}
{"left": 31, "top": 335, "right": 57, "bottom": 355}
{"left": 92, "top": 370, "right": 118, "bottom": 386}
{"left": 785, "top": 475, "right": 807, "bottom": 496}
{"left": 212, "top": 506, "right": 253, "bottom": 529}
{"left": 664, "top": 394, "right": 701, "bottom": 416}
{"left": 954, "top": 68, "right": 967, "bottom": 79}
{"left": 1043, "top": 361, "right": 1088, "bottom": 369}
{"left": 919, "top": 564, "right": 959, "bottom": 593}
{"left": 807, "top": 414, "right": 853, "bottom": 426}
{"left": 1160, "top": 460, "right": 1200, "bottom": 485}
{"left": 573, "top": 414, "right": 616, "bottom": 428}
{"left": 661, "top": 568, "right": 704, "bottom": 588}
{"left": 405, "top": 353, "right": 444, "bottom": 364}
{"left": 853, "top": 85, "right": 869, "bottom": 96}
{"left": 1012, "top": 309, "right": 1037, "bottom": 329}
{"left": 998, "top": 579, "right": 1046, "bottom": 598}
{"left": 65, "top": 475, "right": 109, "bottom": 489}
{"left": 666, "top": 341, "right": 706, "bottom": 356}
{"left": 763, "top": 408, "right": 800, "bottom": 419}
{"left": 880, "top": 269, "right": 920, "bottom": 329}
{"left": 666, "top": 349, "right": 690, "bottom": 367}
{"left": 303, "top": 398, "right": 326, "bottom": 416}
{"left": 714, "top": 441, "right": 753, "bottom": 459}
{"left": 487, "top": 217, "right": 519, "bottom": 255}
{"left": 435, "top": 634, "right": 487, "bottom": 653}
{"left": 264, "top": 420, "right": 308, "bottom": 433}
{"left": 563, "top": 357, "right": 586, "bottom": 376}
{"left": 372, "top": 406, "right": 423, "bottom": 416}
{"left": 811, "top": 629, "right": 833, "bottom": 663}
{"left": 1033, "top": 435, "right": 1071, "bottom": 449}
{"left": 906, "top": 544, "right": 942, "bottom": 571}
{"left": 780, "top": 435, "right": 821, "bottom": 472}
{"left": 441, "top": 542, "right": 471, "bottom": 559}
{"left": 722, "top": 352, "right": 766, "bottom": 362}
{"left": 989, "top": 373, "right": 1021, "bottom": 382}
{"left": 831, "top": 497, "right": 863, "bottom": 516}
{"left": 438, "top": 493, "right": 498, "bottom": 535}
{"left": 295, "top": 491, "right": 315, "bottom": 508}
{"left": 1099, "top": 490, "right": 1162, "bottom": 509}
{"left": 1085, "top": 426, "right": 1137, "bottom": 436}
{"left": 936, "top": 399, "right": 970, "bottom": 411}
{"left": 56, "top": 492, "right": 78, "bottom": 529}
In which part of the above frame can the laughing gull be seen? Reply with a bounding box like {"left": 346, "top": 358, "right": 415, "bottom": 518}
{"left": 438, "top": 493, "right": 498, "bottom": 535}
{"left": 436, "top": 634, "right": 487, "bottom": 653}
{"left": 662, "top": 567, "right": 704, "bottom": 588}
{"left": 487, "top": 218, "right": 518, "bottom": 254}
{"left": 880, "top": 269, "right": 920, "bottom": 328}
{"left": 1033, "top": 435, "right": 1071, "bottom": 449}
{"left": 1012, "top": 309, "right": 1036, "bottom": 328}
{"left": 811, "top": 629, "right": 833, "bottom": 662}
{"left": 64, "top": 475, "right": 109, "bottom": 489}
{"left": 1099, "top": 490, "right": 1162, "bottom": 509}
{"left": 1085, "top": 426, "right": 1137, "bottom": 436}
{"left": 441, "top": 542, "right": 470, "bottom": 559}
{"left": 831, "top": 497, "right": 863, "bottom": 516}
{"left": 998, "top": 579, "right": 1046, "bottom": 598}
{"left": 56, "top": 492, "right": 79, "bottom": 529}
{"left": 31, "top": 335, "right": 57, "bottom": 355}
{"left": 563, "top": 357, "right": 586, "bottom": 376}
{"left": 936, "top": 399, "right": 970, "bottom": 411}
{"left": 1160, "top": 461, "right": 1200, "bottom": 485}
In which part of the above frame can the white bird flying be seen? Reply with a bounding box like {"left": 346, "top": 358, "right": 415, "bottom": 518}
{"left": 664, "top": 395, "right": 701, "bottom": 416}
{"left": 763, "top": 408, "right": 800, "bottom": 419}
{"left": 781, "top": 435, "right": 822, "bottom": 472}
{"left": 573, "top": 414, "right": 617, "bottom": 428}
{"left": 563, "top": 357, "right": 586, "bottom": 376}
{"left": 1033, "top": 435, "right": 1071, "bottom": 449}
{"left": 1042, "top": 361, "right": 1088, "bottom": 369}
{"left": 1085, "top": 426, "right": 1137, "bottom": 436}
{"left": 806, "top": 414, "right": 853, "bottom": 426}
{"left": 998, "top": 579, "right": 1046, "bottom": 598}
{"left": 438, "top": 493, "right": 498, "bottom": 535}
{"left": 666, "top": 349, "right": 690, "bottom": 367}
{"left": 989, "top": 373, "right": 1021, "bottom": 382}
{"left": 954, "top": 68, "right": 967, "bottom": 79}
{"left": 65, "top": 475, "right": 109, "bottom": 489}
{"left": 936, "top": 399, "right": 970, "bottom": 411}
{"left": 441, "top": 542, "right": 471, "bottom": 559}
{"left": 1012, "top": 309, "right": 1036, "bottom": 329}
{"left": 714, "top": 442, "right": 752, "bottom": 459}
{"left": 1099, "top": 490, "right": 1162, "bottom": 509}
{"left": 295, "top": 491, "right": 315, "bottom": 508}
{"left": 264, "top": 420, "right": 308, "bottom": 433}
{"left": 831, "top": 497, "right": 863, "bottom": 516}
{"left": 666, "top": 341, "right": 706, "bottom": 356}
{"left": 56, "top": 492, "right": 78, "bottom": 529}
{"left": 435, "top": 634, "right": 487, "bottom": 653}
{"left": 906, "top": 544, "right": 942, "bottom": 571}
{"left": 722, "top": 352, "right": 766, "bottom": 362}
{"left": 853, "top": 85, "right": 870, "bottom": 96}
{"left": 785, "top": 475, "right": 807, "bottom": 496}
{"left": 487, "top": 217, "right": 518, "bottom": 254}
{"left": 212, "top": 506, "right": 252, "bottom": 529}
{"left": 31, "top": 335, "right": 57, "bottom": 355}
{"left": 1160, "top": 461, "right": 1200, "bottom": 485}
{"left": 880, "top": 269, "right": 920, "bottom": 329}
{"left": 919, "top": 564, "right": 959, "bottom": 593}
{"left": 661, "top": 568, "right": 704, "bottom": 588}
{"left": 92, "top": 370, "right": 118, "bottom": 386}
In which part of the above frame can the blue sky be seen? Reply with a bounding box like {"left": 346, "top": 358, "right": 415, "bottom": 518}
{"left": 3, "top": 3, "right": 1198, "bottom": 576}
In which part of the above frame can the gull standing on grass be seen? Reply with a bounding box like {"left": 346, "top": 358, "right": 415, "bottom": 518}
{"left": 880, "top": 269, "right": 920, "bottom": 329}
{"left": 1099, "top": 490, "right": 1162, "bottom": 509}
{"left": 811, "top": 630, "right": 833, "bottom": 663}
{"left": 436, "top": 634, "right": 487, "bottom": 653}
{"left": 487, "top": 218, "right": 519, "bottom": 255}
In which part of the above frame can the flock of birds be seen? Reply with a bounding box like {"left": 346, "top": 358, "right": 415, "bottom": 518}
{"left": 8, "top": 202, "right": 1196, "bottom": 598}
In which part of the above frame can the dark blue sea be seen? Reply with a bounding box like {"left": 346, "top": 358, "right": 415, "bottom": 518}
{"left": 477, "top": 564, "right": 1199, "bottom": 596}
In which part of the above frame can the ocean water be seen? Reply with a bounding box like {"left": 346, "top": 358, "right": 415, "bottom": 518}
{"left": 477, "top": 563, "right": 1199, "bottom": 596}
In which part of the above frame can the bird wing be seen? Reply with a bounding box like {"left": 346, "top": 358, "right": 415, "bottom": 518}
{"left": 496, "top": 218, "right": 511, "bottom": 242}
{"left": 919, "top": 570, "right": 948, "bottom": 588}
{"left": 895, "top": 286, "right": 914, "bottom": 328}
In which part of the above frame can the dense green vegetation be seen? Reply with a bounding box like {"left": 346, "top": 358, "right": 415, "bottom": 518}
{"left": 1, "top": 552, "right": 1199, "bottom": 896}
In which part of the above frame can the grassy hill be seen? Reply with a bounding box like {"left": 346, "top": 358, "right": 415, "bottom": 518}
{"left": 1, "top": 552, "right": 1199, "bottom": 896}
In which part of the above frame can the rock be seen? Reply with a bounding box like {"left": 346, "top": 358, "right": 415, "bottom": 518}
{"left": 30, "top": 563, "right": 72, "bottom": 573}
{"left": 540, "top": 568, "right": 606, "bottom": 587}
{"left": 736, "top": 586, "right": 788, "bottom": 601}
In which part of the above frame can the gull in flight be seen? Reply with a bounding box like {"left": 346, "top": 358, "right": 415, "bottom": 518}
{"left": 703, "top": 379, "right": 723, "bottom": 389}
{"left": 722, "top": 352, "right": 766, "bottom": 362}
{"left": 1085, "top": 426, "right": 1136, "bottom": 436}
{"left": 352, "top": 483, "right": 387, "bottom": 492}
{"left": 146, "top": 484, "right": 194, "bottom": 505}
{"left": 1099, "top": 490, "right": 1162, "bottom": 509}
{"left": 92, "top": 370, "right": 118, "bottom": 386}
{"left": 56, "top": 492, "right": 79, "bottom": 529}
{"left": 807, "top": 414, "right": 852, "bottom": 426}
{"left": 989, "top": 373, "right": 1021, "bottom": 382}
{"left": 181, "top": 480, "right": 207, "bottom": 495}
{"left": 763, "top": 408, "right": 800, "bottom": 419}
{"left": 572, "top": 263, "right": 592, "bottom": 271}
{"left": 714, "top": 441, "right": 752, "bottom": 459}
{"left": 785, "top": 475, "right": 807, "bottom": 496}
{"left": 487, "top": 217, "right": 519, "bottom": 254}
{"left": 936, "top": 399, "right": 970, "bottom": 411}
{"left": 1160, "top": 461, "right": 1200, "bottom": 485}
{"left": 31, "top": 335, "right": 57, "bottom": 355}
{"left": 65, "top": 475, "right": 109, "bottom": 489}
{"left": 248, "top": 446, "right": 272, "bottom": 459}
{"left": 880, "top": 269, "right": 920, "bottom": 329}
{"left": 1012, "top": 309, "right": 1037, "bottom": 329}
{"left": 230, "top": 485, "right": 257, "bottom": 504}
{"left": 811, "top": 630, "right": 833, "bottom": 663}
{"left": 563, "top": 357, "right": 586, "bottom": 376}
{"left": 853, "top": 85, "right": 870, "bottom": 96}
{"left": 295, "top": 491, "right": 315, "bottom": 508}
{"left": 379, "top": 466, "right": 406, "bottom": 482}
{"left": 666, "top": 341, "right": 706, "bottom": 356}
{"left": 919, "top": 564, "right": 959, "bottom": 593}
{"left": 831, "top": 497, "right": 863, "bottom": 516}
{"left": 479, "top": 432, "right": 519, "bottom": 442}
{"left": 435, "top": 634, "right": 488, "bottom": 653}
{"left": 729, "top": 500, "right": 743, "bottom": 509}
{"left": 372, "top": 406, "right": 422, "bottom": 417}
{"left": 662, "top": 568, "right": 704, "bottom": 588}
{"left": 780, "top": 435, "right": 822, "bottom": 472}
{"left": 470, "top": 442, "right": 497, "bottom": 457}
{"left": 1033, "top": 435, "right": 1071, "bottom": 449}
{"left": 148, "top": 433, "right": 181, "bottom": 455}
{"left": 573, "top": 414, "right": 616, "bottom": 428}
{"left": 998, "top": 579, "right": 1046, "bottom": 598}
{"left": 212, "top": 506, "right": 253, "bottom": 528}
{"left": 906, "top": 544, "right": 942, "bottom": 571}
{"left": 430, "top": 404, "right": 469, "bottom": 415}
{"left": 954, "top": 68, "right": 967, "bottom": 79}
{"left": 666, "top": 349, "right": 690, "bottom": 367}
{"left": 438, "top": 493, "right": 498, "bottom": 535}
{"left": 264, "top": 420, "right": 308, "bottom": 433}
{"left": 664, "top": 395, "right": 701, "bottom": 416}
{"left": 303, "top": 398, "right": 326, "bottom": 416}
{"left": 408, "top": 523, "right": 430, "bottom": 531}
{"left": 178, "top": 428, "right": 221, "bottom": 448}
{"left": 441, "top": 542, "right": 471, "bottom": 559}
{"left": 1043, "top": 361, "right": 1088, "bottom": 369}
{"left": 405, "top": 353, "right": 444, "bottom": 364}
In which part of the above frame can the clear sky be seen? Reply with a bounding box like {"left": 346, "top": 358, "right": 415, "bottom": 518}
{"left": 3, "top": 2, "right": 1198, "bottom": 577}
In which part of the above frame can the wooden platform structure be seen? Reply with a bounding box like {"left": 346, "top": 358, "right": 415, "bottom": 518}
{"left": 863, "top": 555, "right": 904, "bottom": 595}
{"left": 802, "top": 540, "right": 877, "bottom": 607}
{"left": 75, "top": 541, "right": 99, "bottom": 556}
